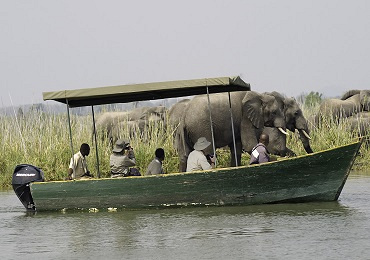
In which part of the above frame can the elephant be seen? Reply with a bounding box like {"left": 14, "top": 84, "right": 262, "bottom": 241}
{"left": 263, "top": 92, "right": 313, "bottom": 156}
{"left": 94, "top": 106, "right": 168, "bottom": 142}
{"left": 317, "top": 89, "right": 370, "bottom": 122}
{"left": 175, "top": 91, "right": 287, "bottom": 172}
{"left": 346, "top": 112, "right": 370, "bottom": 137}
{"left": 110, "top": 113, "right": 167, "bottom": 142}
{"left": 168, "top": 99, "right": 191, "bottom": 127}
{"left": 345, "top": 112, "right": 370, "bottom": 148}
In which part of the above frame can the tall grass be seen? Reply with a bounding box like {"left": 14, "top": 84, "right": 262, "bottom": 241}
{"left": 0, "top": 106, "right": 368, "bottom": 188}
{"left": 285, "top": 104, "right": 369, "bottom": 171}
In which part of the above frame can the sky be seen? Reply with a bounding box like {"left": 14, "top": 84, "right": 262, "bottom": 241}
{"left": 1, "top": 0, "right": 370, "bottom": 107}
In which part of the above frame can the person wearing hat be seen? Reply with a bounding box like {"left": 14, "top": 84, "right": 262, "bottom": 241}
{"left": 186, "top": 137, "right": 216, "bottom": 172}
{"left": 110, "top": 139, "right": 136, "bottom": 177}
{"left": 68, "top": 143, "right": 92, "bottom": 180}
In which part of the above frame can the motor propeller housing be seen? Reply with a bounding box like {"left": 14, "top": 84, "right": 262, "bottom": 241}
{"left": 12, "top": 164, "right": 45, "bottom": 211}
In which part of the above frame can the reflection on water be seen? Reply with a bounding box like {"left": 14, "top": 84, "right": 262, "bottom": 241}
{"left": 1, "top": 174, "right": 370, "bottom": 259}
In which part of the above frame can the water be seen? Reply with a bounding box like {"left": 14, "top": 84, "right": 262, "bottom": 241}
{"left": 1, "top": 173, "right": 370, "bottom": 260}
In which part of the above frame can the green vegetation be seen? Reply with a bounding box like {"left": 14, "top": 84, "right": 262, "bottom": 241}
{"left": 0, "top": 105, "right": 368, "bottom": 188}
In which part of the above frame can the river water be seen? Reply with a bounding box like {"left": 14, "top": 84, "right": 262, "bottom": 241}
{"left": 1, "top": 172, "right": 370, "bottom": 260}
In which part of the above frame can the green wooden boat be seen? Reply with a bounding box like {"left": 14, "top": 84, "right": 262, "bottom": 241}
{"left": 11, "top": 76, "right": 363, "bottom": 211}
{"left": 28, "top": 140, "right": 362, "bottom": 211}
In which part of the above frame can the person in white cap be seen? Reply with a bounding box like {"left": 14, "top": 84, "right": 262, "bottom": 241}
{"left": 186, "top": 137, "right": 216, "bottom": 172}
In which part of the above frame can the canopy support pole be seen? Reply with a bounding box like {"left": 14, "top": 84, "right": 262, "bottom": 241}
{"left": 228, "top": 92, "right": 238, "bottom": 166}
{"left": 91, "top": 106, "right": 100, "bottom": 178}
{"left": 206, "top": 86, "right": 217, "bottom": 167}
{"left": 66, "top": 99, "right": 75, "bottom": 179}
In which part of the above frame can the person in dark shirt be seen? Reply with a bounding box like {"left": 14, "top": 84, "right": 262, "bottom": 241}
{"left": 250, "top": 133, "right": 271, "bottom": 164}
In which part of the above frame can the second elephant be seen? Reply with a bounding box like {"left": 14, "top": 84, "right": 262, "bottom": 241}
{"left": 175, "top": 91, "right": 287, "bottom": 172}
{"left": 95, "top": 106, "right": 168, "bottom": 142}
{"left": 317, "top": 89, "right": 370, "bottom": 122}
{"left": 263, "top": 92, "right": 313, "bottom": 156}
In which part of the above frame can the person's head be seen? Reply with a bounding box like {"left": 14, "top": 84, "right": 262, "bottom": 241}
{"left": 155, "top": 148, "right": 165, "bottom": 160}
{"left": 194, "top": 137, "right": 211, "bottom": 152}
{"left": 259, "top": 133, "right": 269, "bottom": 146}
{"left": 113, "top": 139, "right": 129, "bottom": 153}
{"left": 80, "top": 143, "right": 90, "bottom": 157}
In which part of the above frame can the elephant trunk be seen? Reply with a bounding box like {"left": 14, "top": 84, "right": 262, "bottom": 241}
{"left": 298, "top": 129, "right": 313, "bottom": 153}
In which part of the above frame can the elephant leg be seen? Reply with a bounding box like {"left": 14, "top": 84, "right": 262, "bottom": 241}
{"left": 229, "top": 141, "right": 242, "bottom": 167}
{"left": 179, "top": 159, "right": 187, "bottom": 172}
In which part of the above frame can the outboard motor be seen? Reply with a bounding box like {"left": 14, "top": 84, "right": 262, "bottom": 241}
{"left": 12, "top": 164, "right": 45, "bottom": 211}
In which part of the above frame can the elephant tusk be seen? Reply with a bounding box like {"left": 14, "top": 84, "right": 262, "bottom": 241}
{"left": 278, "top": 127, "right": 289, "bottom": 135}
{"left": 301, "top": 129, "right": 312, "bottom": 140}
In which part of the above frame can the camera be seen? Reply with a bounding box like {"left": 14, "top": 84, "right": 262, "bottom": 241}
{"left": 206, "top": 154, "right": 214, "bottom": 161}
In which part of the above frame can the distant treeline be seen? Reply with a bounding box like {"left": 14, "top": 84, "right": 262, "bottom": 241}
{"left": 0, "top": 97, "right": 184, "bottom": 116}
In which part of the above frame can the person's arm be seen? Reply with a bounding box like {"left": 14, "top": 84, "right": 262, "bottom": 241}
{"left": 122, "top": 155, "right": 136, "bottom": 167}
{"left": 199, "top": 155, "right": 213, "bottom": 170}
{"left": 209, "top": 155, "right": 216, "bottom": 168}
{"left": 83, "top": 157, "right": 91, "bottom": 176}
{"left": 67, "top": 168, "right": 73, "bottom": 180}
{"left": 68, "top": 157, "right": 74, "bottom": 180}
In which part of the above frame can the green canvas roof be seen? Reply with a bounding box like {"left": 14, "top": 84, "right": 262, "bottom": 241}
{"left": 43, "top": 76, "right": 250, "bottom": 108}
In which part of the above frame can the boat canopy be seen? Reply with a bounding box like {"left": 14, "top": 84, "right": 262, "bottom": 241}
{"left": 42, "top": 76, "right": 250, "bottom": 108}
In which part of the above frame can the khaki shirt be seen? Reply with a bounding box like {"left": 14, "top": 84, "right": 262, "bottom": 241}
{"left": 110, "top": 152, "right": 136, "bottom": 175}
{"left": 69, "top": 151, "right": 88, "bottom": 179}
{"left": 186, "top": 150, "right": 212, "bottom": 172}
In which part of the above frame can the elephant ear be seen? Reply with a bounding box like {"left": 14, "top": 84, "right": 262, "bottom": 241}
{"left": 242, "top": 92, "right": 263, "bottom": 129}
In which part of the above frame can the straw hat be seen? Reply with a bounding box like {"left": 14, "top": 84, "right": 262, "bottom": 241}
{"left": 113, "top": 139, "right": 129, "bottom": 153}
{"left": 193, "top": 137, "right": 211, "bottom": 151}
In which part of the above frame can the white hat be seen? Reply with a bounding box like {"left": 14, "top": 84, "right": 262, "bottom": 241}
{"left": 194, "top": 137, "right": 211, "bottom": 151}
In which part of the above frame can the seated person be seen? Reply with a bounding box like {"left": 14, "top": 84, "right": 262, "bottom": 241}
{"left": 68, "top": 143, "right": 92, "bottom": 180}
{"left": 249, "top": 133, "right": 272, "bottom": 165}
{"left": 186, "top": 137, "right": 215, "bottom": 172}
{"left": 145, "top": 148, "right": 165, "bottom": 176}
{"left": 110, "top": 139, "right": 136, "bottom": 177}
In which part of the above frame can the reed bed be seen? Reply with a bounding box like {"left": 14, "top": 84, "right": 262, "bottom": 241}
{"left": 0, "top": 106, "right": 368, "bottom": 188}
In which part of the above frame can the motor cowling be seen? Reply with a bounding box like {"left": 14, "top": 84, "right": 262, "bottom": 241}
{"left": 12, "top": 164, "right": 45, "bottom": 211}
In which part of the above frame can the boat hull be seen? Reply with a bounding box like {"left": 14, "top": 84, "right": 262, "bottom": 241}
{"left": 30, "top": 141, "right": 362, "bottom": 211}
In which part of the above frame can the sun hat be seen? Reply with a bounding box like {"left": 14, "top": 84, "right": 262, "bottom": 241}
{"left": 193, "top": 137, "right": 211, "bottom": 151}
{"left": 113, "top": 139, "right": 129, "bottom": 153}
